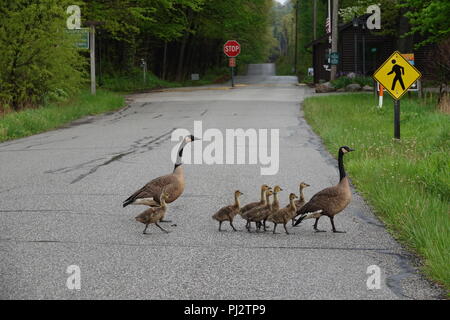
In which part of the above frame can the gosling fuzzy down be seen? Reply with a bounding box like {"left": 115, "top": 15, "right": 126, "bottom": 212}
{"left": 286, "top": 182, "right": 310, "bottom": 225}
{"left": 240, "top": 185, "right": 271, "bottom": 230}
{"left": 135, "top": 190, "right": 171, "bottom": 234}
{"left": 268, "top": 193, "right": 298, "bottom": 234}
{"left": 245, "top": 189, "right": 273, "bottom": 232}
{"left": 212, "top": 190, "right": 243, "bottom": 231}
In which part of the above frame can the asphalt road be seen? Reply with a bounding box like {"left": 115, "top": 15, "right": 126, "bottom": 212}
{"left": 0, "top": 63, "right": 443, "bottom": 299}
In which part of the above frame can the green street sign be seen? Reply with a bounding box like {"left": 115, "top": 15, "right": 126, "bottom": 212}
{"left": 66, "top": 28, "right": 89, "bottom": 49}
{"left": 330, "top": 52, "right": 339, "bottom": 65}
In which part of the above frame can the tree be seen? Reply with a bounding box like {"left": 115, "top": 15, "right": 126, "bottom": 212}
{"left": 399, "top": 0, "right": 450, "bottom": 47}
{"left": 0, "top": 0, "right": 85, "bottom": 110}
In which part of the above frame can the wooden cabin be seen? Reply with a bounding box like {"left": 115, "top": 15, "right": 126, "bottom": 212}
{"left": 307, "top": 14, "right": 434, "bottom": 83}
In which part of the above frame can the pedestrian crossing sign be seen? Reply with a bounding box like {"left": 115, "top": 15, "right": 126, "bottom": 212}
{"left": 373, "top": 51, "right": 422, "bottom": 100}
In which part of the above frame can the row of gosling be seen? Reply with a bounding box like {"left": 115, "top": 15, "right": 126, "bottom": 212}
{"left": 212, "top": 183, "right": 313, "bottom": 234}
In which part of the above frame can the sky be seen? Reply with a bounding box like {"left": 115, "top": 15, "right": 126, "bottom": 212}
{"left": 275, "top": 0, "right": 288, "bottom": 4}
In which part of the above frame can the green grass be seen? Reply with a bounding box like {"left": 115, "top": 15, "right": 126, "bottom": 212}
{"left": 303, "top": 93, "right": 450, "bottom": 295}
{"left": 0, "top": 89, "right": 124, "bottom": 142}
{"left": 275, "top": 56, "right": 295, "bottom": 76}
{"left": 100, "top": 67, "right": 230, "bottom": 93}
{"left": 0, "top": 67, "right": 230, "bottom": 143}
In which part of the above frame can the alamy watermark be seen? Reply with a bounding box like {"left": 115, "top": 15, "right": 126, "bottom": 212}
{"left": 366, "top": 265, "right": 381, "bottom": 290}
{"left": 66, "top": 265, "right": 81, "bottom": 290}
{"left": 171, "top": 121, "right": 279, "bottom": 175}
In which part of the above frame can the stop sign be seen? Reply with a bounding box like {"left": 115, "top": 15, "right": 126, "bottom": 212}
{"left": 224, "top": 40, "right": 241, "bottom": 57}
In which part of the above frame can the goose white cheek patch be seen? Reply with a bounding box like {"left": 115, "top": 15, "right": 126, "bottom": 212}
{"left": 171, "top": 121, "right": 280, "bottom": 175}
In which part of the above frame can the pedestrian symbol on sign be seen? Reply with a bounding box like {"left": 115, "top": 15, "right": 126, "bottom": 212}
{"left": 373, "top": 51, "right": 421, "bottom": 100}
{"left": 387, "top": 59, "right": 405, "bottom": 91}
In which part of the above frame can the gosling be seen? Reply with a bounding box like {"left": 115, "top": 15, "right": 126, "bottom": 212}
{"left": 135, "top": 190, "right": 170, "bottom": 234}
{"left": 212, "top": 190, "right": 243, "bottom": 231}
{"left": 268, "top": 193, "right": 298, "bottom": 234}
{"left": 286, "top": 182, "right": 310, "bottom": 225}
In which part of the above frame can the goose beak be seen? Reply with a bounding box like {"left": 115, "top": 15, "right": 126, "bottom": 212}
{"left": 193, "top": 136, "right": 201, "bottom": 141}
{"left": 349, "top": 148, "right": 355, "bottom": 152}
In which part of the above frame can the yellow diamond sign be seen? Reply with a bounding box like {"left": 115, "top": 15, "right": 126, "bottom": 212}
{"left": 373, "top": 51, "right": 422, "bottom": 100}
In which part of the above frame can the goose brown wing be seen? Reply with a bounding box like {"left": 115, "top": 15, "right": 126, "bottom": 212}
{"left": 123, "top": 174, "right": 179, "bottom": 206}
{"left": 296, "top": 185, "right": 341, "bottom": 215}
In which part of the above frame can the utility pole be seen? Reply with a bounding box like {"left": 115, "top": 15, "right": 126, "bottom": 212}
{"left": 313, "top": 0, "right": 317, "bottom": 40}
{"left": 89, "top": 25, "right": 96, "bottom": 95}
{"left": 85, "top": 21, "right": 104, "bottom": 95}
{"left": 294, "top": 0, "right": 298, "bottom": 74}
{"left": 330, "top": 0, "right": 339, "bottom": 80}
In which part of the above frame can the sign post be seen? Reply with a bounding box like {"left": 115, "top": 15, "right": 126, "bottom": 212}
{"left": 394, "top": 100, "right": 400, "bottom": 139}
{"left": 229, "top": 58, "right": 236, "bottom": 87}
{"left": 373, "top": 51, "right": 422, "bottom": 139}
{"left": 224, "top": 40, "right": 241, "bottom": 88}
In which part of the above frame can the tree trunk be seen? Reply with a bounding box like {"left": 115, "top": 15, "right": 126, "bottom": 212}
{"left": 396, "top": 8, "right": 413, "bottom": 52}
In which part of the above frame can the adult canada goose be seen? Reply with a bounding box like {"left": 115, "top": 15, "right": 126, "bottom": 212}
{"left": 294, "top": 146, "right": 355, "bottom": 233}
{"left": 212, "top": 190, "right": 243, "bottom": 231}
{"left": 135, "top": 190, "right": 170, "bottom": 234}
{"left": 268, "top": 193, "right": 298, "bottom": 234}
{"left": 246, "top": 189, "right": 273, "bottom": 232}
{"left": 241, "top": 185, "right": 271, "bottom": 230}
{"left": 286, "top": 182, "right": 310, "bottom": 226}
{"left": 123, "top": 135, "right": 199, "bottom": 221}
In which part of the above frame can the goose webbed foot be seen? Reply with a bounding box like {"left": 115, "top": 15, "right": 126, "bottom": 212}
{"left": 155, "top": 222, "right": 169, "bottom": 233}
{"left": 313, "top": 217, "right": 325, "bottom": 232}
{"left": 329, "top": 217, "right": 345, "bottom": 233}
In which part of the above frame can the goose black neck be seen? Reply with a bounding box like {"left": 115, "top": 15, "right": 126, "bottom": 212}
{"left": 338, "top": 151, "right": 346, "bottom": 181}
{"left": 173, "top": 141, "right": 187, "bottom": 171}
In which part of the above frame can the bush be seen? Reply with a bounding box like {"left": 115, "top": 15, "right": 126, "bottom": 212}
{"left": 331, "top": 75, "right": 374, "bottom": 89}
{"left": 0, "top": 0, "right": 86, "bottom": 111}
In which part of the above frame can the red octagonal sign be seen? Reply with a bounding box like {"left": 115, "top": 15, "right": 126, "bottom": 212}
{"left": 224, "top": 40, "right": 241, "bottom": 57}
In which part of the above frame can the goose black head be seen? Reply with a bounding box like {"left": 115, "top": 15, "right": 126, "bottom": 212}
{"left": 339, "top": 146, "right": 355, "bottom": 154}
{"left": 186, "top": 134, "right": 200, "bottom": 143}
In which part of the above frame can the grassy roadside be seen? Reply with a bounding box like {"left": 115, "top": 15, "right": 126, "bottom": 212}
{"left": 100, "top": 68, "right": 230, "bottom": 92}
{"left": 303, "top": 93, "right": 450, "bottom": 295}
{"left": 0, "top": 68, "right": 231, "bottom": 143}
{"left": 0, "top": 89, "right": 124, "bottom": 142}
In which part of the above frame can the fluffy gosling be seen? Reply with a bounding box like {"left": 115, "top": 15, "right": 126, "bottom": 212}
{"left": 135, "top": 190, "right": 170, "bottom": 234}
{"left": 212, "top": 190, "right": 243, "bottom": 231}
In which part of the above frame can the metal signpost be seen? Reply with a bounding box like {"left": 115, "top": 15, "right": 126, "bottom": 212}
{"left": 373, "top": 51, "right": 422, "bottom": 139}
{"left": 224, "top": 40, "right": 240, "bottom": 88}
